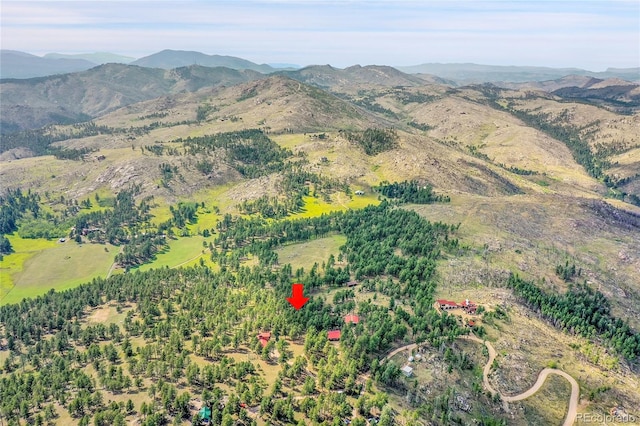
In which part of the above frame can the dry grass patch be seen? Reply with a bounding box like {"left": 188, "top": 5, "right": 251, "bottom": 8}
{"left": 85, "top": 303, "right": 132, "bottom": 327}
{"left": 517, "top": 373, "right": 571, "bottom": 426}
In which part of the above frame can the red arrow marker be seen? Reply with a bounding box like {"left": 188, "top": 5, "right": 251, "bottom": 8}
{"left": 287, "top": 283, "right": 309, "bottom": 310}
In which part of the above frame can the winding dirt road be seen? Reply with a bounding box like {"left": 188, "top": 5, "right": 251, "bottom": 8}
{"left": 384, "top": 334, "right": 580, "bottom": 425}
{"left": 464, "top": 335, "right": 579, "bottom": 426}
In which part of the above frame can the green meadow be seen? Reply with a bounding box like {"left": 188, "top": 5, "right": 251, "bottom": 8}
{"left": 275, "top": 234, "right": 346, "bottom": 271}
{"left": 0, "top": 236, "right": 115, "bottom": 305}
{"left": 138, "top": 235, "right": 210, "bottom": 272}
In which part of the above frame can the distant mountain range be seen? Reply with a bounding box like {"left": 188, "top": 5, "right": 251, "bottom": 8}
{"left": 0, "top": 50, "right": 98, "bottom": 79}
{"left": 397, "top": 63, "right": 640, "bottom": 84}
{"left": 3, "top": 49, "right": 639, "bottom": 84}
{"left": 131, "top": 49, "right": 276, "bottom": 73}
{"left": 3, "top": 59, "right": 638, "bottom": 134}
{"left": 44, "top": 52, "right": 136, "bottom": 64}
{"left": 0, "top": 49, "right": 279, "bottom": 79}
{"left": 0, "top": 63, "right": 436, "bottom": 133}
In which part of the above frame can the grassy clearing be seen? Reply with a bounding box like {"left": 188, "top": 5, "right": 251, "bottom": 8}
{"left": 0, "top": 236, "right": 58, "bottom": 300}
{"left": 271, "top": 133, "right": 310, "bottom": 150}
{"left": 190, "top": 182, "right": 243, "bottom": 214}
{"left": 188, "top": 209, "right": 221, "bottom": 234}
{"left": 275, "top": 235, "right": 346, "bottom": 271}
{"left": 149, "top": 195, "right": 221, "bottom": 234}
{"left": 1, "top": 238, "right": 115, "bottom": 305}
{"left": 148, "top": 197, "right": 174, "bottom": 226}
{"left": 1, "top": 212, "right": 217, "bottom": 306}
{"left": 288, "top": 193, "right": 379, "bottom": 220}
{"left": 137, "top": 235, "right": 210, "bottom": 272}
{"left": 340, "top": 192, "right": 380, "bottom": 209}
{"left": 85, "top": 303, "right": 132, "bottom": 327}
{"left": 288, "top": 196, "right": 338, "bottom": 219}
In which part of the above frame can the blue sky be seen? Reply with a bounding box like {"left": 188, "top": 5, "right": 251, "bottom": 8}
{"left": 1, "top": 0, "right": 638, "bottom": 70}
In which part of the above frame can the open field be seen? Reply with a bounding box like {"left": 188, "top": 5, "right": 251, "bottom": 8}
{"left": 275, "top": 235, "right": 346, "bottom": 271}
{"left": 0, "top": 236, "right": 115, "bottom": 305}
{"left": 138, "top": 235, "right": 210, "bottom": 272}
{"left": 289, "top": 193, "right": 379, "bottom": 220}
{"left": 0, "top": 234, "right": 214, "bottom": 306}
{"left": 0, "top": 236, "right": 57, "bottom": 300}
{"left": 84, "top": 303, "right": 133, "bottom": 327}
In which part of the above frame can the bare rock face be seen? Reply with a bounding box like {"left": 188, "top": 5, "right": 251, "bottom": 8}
{"left": 0, "top": 147, "right": 34, "bottom": 161}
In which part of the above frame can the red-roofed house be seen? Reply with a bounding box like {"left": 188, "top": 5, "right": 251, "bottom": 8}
{"left": 460, "top": 299, "right": 477, "bottom": 314}
{"left": 436, "top": 299, "right": 459, "bottom": 310}
{"left": 344, "top": 314, "right": 360, "bottom": 324}
{"left": 328, "top": 330, "right": 341, "bottom": 341}
{"left": 467, "top": 320, "right": 476, "bottom": 328}
{"left": 257, "top": 332, "right": 271, "bottom": 347}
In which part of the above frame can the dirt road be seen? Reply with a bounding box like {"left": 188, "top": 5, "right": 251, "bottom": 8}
{"left": 383, "top": 343, "right": 417, "bottom": 361}
{"left": 462, "top": 334, "right": 579, "bottom": 426}
{"left": 383, "top": 334, "right": 579, "bottom": 425}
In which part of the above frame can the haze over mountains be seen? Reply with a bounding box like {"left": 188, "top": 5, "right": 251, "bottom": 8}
{"left": 0, "top": 50, "right": 99, "bottom": 79}
{"left": 397, "top": 63, "right": 640, "bottom": 84}
{"left": 0, "top": 49, "right": 283, "bottom": 79}
{"left": 130, "top": 49, "right": 277, "bottom": 73}
{"left": 2, "top": 48, "right": 638, "bottom": 82}
{"left": 44, "top": 52, "right": 136, "bottom": 65}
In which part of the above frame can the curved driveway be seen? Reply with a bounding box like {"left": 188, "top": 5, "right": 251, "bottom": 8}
{"left": 384, "top": 334, "right": 579, "bottom": 425}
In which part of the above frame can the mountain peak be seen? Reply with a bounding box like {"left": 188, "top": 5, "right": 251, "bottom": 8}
{"left": 132, "top": 50, "right": 274, "bottom": 73}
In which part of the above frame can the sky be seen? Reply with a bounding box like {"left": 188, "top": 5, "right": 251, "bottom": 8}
{"left": 1, "top": 0, "right": 638, "bottom": 70}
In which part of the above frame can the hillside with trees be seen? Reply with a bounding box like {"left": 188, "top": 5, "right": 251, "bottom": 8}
{"left": 1, "top": 62, "right": 640, "bottom": 425}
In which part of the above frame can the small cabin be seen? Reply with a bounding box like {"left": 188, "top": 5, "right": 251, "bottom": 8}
{"left": 436, "top": 299, "right": 459, "bottom": 310}
{"left": 401, "top": 365, "right": 413, "bottom": 377}
{"left": 328, "top": 330, "right": 341, "bottom": 341}
{"left": 257, "top": 332, "right": 271, "bottom": 347}
{"left": 344, "top": 314, "right": 360, "bottom": 324}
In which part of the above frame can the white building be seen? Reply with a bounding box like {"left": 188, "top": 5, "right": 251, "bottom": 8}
{"left": 401, "top": 365, "right": 413, "bottom": 377}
